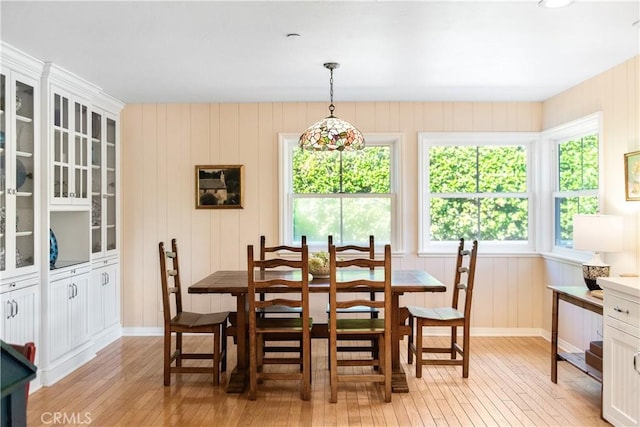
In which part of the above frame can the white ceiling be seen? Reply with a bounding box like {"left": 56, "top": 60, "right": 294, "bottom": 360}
{"left": 1, "top": 1, "right": 638, "bottom": 104}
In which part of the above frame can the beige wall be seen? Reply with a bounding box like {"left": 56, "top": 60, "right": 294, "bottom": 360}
{"left": 120, "top": 56, "right": 639, "bottom": 350}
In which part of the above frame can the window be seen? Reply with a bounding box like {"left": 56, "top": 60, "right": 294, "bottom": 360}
{"left": 279, "top": 134, "right": 402, "bottom": 251}
{"left": 543, "top": 114, "right": 601, "bottom": 251}
{"left": 419, "top": 133, "right": 536, "bottom": 253}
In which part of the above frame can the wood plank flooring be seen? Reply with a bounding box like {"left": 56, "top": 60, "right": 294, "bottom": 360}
{"left": 26, "top": 336, "right": 607, "bottom": 426}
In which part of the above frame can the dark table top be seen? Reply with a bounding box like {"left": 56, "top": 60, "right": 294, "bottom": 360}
{"left": 188, "top": 269, "right": 447, "bottom": 295}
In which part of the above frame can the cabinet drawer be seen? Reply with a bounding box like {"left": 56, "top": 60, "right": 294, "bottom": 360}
{"left": 605, "top": 293, "right": 639, "bottom": 327}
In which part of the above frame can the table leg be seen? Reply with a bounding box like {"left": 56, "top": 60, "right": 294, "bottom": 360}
{"left": 391, "top": 293, "right": 410, "bottom": 393}
{"left": 226, "top": 293, "right": 248, "bottom": 393}
{"left": 551, "top": 290, "right": 559, "bottom": 383}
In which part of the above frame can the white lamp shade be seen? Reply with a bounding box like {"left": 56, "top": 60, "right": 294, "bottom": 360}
{"left": 573, "top": 214, "right": 623, "bottom": 253}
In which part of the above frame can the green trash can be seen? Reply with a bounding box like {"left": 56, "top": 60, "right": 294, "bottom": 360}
{"left": 1, "top": 341, "right": 37, "bottom": 427}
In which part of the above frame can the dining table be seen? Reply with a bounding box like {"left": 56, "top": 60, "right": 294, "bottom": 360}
{"left": 188, "top": 269, "right": 446, "bottom": 393}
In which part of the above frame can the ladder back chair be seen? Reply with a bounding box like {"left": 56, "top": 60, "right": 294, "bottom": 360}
{"left": 326, "top": 235, "right": 378, "bottom": 365}
{"left": 159, "top": 239, "right": 229, "bottom": 386}
{"left": 247, "top": 244, "right": 312, "bottom": 401}
{"left": 259, "top": 236, "right": 307, "bottom": 363}
{"left": 406, "top": 238, "right": 478, "bottom": 378}
{"left": 328, "top": 244, "right": 392, "bottom": 403}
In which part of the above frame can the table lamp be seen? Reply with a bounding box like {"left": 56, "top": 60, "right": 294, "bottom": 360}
{"left": 573, "top": 214, "right": 623, "bottom": 290}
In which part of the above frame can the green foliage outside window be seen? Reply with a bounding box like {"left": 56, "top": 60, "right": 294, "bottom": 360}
{"left": 555, "top": 135, "right": 599, "bottom": 246}
{"left": 292, "top": 148, "right": 390, "bottom": 194}
{"left": 428, "top": 145, "right": 528, "bottom": 241}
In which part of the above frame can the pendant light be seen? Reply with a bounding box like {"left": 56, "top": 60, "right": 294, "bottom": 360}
{"left": 298, "top": 62, "right": 365, "bottom": 151}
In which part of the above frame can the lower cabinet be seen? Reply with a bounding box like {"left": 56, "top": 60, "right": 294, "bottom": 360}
{"left": 603, "top": 320, "right": 640, "bottom": 426}
{"left": 1, "top": 276, "right": 38, "bottom": 345}
{"left": 599, "top": 277, "right": 640, "bottom": 427}
{"left": 88, "top": 258, "right": 119, "bottom": 336}
{"left": 48, "top": 266, "right": 90, "bottom": 362}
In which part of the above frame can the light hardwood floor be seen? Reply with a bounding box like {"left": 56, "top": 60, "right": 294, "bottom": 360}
{"left": 26, "top": 336, "right": 606, "bottom": 426}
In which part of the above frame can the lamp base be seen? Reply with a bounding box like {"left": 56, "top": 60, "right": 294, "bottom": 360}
{"left": 582, "top": 264, "right": 610, "bottom": 291}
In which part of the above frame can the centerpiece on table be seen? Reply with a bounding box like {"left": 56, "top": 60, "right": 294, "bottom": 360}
{"left": 308, "top": 250, "right": 330, "bottom": 279}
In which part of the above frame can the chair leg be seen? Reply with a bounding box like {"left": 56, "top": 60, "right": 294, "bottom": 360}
{"left": 381, "top": 334, "right": 391, "bottom": 403}
{"left": 163, "top": 331, "right": 172, "bottom": 386}
{"left": 415, "top": 319, "right": 423, "bottom": 379}
{"left": 451, "top": 326, "right": 458, "bottom": 359}
{"left": 407, "top": 315, "right": 414, "bottom": 364}
{"left": 330, "top": 335, "right": 338, "bottom": 403}
{"left": 221, "top": 324, "right": 227, "bottom": 373}
{"left": 301, "top": 336, "right": 311, "bottom": 401}
{"left": 462, "top": 324, "right": 470, "bottom": 378}
{"left": 213, "top": 327, "right": 221, "bottom": 386}
{"left": 176, "top": 332, "right": 183, "bottom": 367}
{"left": 249, "top": 332, "right": 257, "bottom": 400}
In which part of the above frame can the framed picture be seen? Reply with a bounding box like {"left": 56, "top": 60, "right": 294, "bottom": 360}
{"left": 625, "top": 151, "right": 640, "bottom": 201}
{"left": 195, "top": 165, "right": 244, "bottom": 209}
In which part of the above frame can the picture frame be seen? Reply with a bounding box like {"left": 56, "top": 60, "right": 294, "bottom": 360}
{"left": 195, "top": 165, "right": 244, "bottom": 209}
{"left": 624, "top": 150, "right": 640, "bottom": 201}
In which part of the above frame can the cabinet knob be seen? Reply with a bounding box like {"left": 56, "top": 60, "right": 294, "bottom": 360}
{"left": 613, "top": 306, "right": 630, "bottom": 314}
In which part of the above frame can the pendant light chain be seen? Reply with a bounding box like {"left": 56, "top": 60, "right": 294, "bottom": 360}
{"left": 328, "top": 67, "right": 335, "bottom": 117}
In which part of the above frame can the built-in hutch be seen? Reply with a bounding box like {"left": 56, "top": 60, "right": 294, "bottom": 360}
{"left": 0, "top": 42, "right": 123, "bottom": 388}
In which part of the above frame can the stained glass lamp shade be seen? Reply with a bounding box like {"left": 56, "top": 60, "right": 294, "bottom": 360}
{"left": 299, "top": 62, "right": 364, "bottom": 152}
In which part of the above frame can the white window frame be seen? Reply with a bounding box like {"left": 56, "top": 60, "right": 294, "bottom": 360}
{"left": 418, "top": 132, "right": 538, "bottom": 255}
{"left": 539, "top": 112, "right": 602, "bottom": 260}
{"left": 279, "top": 133, "right": 403, "bottom": 254}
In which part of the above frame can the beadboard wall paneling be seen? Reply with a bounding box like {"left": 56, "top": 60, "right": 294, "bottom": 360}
{"left": 121, "top": 101, "right": 546, "bottom": 330}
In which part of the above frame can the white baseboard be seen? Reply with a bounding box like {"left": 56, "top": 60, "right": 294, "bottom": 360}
{"left": 92, "top": 324, "right": 123, "bottom": 352}
{"left": 122, "top": 327, "right": 163, "bottom": 336}
{"left": 125, "top": 326, "right": 548, "bottom": 339}
{"left": 416, "top": 327, "right": 545, "bottom": 337}
{"left": 40, "top": 344, "right": 96, "bottom": 386}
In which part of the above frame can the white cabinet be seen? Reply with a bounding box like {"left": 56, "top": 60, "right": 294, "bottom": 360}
{"left": 48, "top": 266, "right": 90, "bottom": 361}
{"left": 90, "top": 110, "right": 119, "bottom": 258}
{"left": 598, "top": 277, "right": 640, "bottom": 427}
{"left": 1, "top": 277, "right": 38, "bottom": 345}
{"left": 88, "top": 258, "right": 119, "bottom": 336}
{"left": 0, "top": 59, "right": 40, "bottom": 278}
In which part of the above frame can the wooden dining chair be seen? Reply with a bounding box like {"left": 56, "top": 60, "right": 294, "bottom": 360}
{"left": 247, "top": 244, "right": 312, "bottom": 401}
{"left": 159, "top": 239, "right": 230, "bottom": 386}
{"left": 326, "top": 235, "right": 378, "bottom": 366}
{"left": 406, "top": 238, "right": 478, "bottom": 378}
{"left": 258, "top": 236, "right": 306, "bottom": 364}
{"left": 328, "top": 243, "right": 392, "bottom": 403}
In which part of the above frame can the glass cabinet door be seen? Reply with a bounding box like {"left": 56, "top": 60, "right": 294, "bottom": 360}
{"left": 105, "top": 117, "right": 117, "bottom": 253}
{"left": 1, "top": 70, "right": 37, "bottom": 275}
{"left": 14, "top": 78, "right": 36, "bottom": 271}
{"left": 91, "top": 112, "right": 102, "bottom": 255}
{"left": 51, "top": 91, "right": 89, "bottom": 205}
{"left": 0, "top": 72, "right": 6, "bottom": 272}
{"left": 73, "top": 101, "right": 89, "bottom": 202}
{"left": 52, "top": 93, "right": 70, "bottom": 200}
{"left": 91, "top": 112, "right": 117, "bottom": 258}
